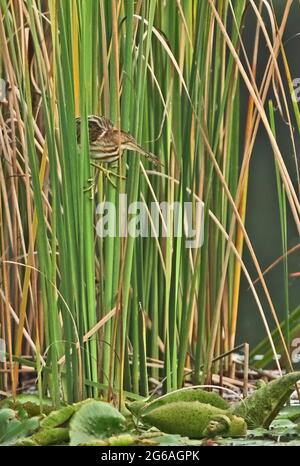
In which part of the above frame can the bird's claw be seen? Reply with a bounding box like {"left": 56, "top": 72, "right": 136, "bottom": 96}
{"left": 106, "top": 173, "right": 117, "bottom": 188}
{"left": 91, "top": 163, "right": 126, "bottom": 181}
{"left": 83, "top": 180, "right": 96, "bottom": 199}
{"left": 84, "top": 164, "right": 126, "bottom": 197}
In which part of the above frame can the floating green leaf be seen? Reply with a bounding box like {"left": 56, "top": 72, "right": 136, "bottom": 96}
{"left": 0, "top": 395, "right": 53, "bottom": 417}
{"left": 0, "top": 408, "right": 40, "bottom": 446}
{"left": 69, "top": 401, "right": 126, "bottom": 445}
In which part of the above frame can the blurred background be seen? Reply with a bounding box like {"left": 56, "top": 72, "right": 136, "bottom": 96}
{"left": 238, "top": 1, "right": 300, "bottom": 365}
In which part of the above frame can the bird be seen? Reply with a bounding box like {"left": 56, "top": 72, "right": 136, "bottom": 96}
{"left": 76, "top": 115, "right": 162, "bottom": 193}
{"left": 75, "top": 115, "right": 162, "bottom": 190}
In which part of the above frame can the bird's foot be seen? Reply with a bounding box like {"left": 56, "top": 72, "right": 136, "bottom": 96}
{"left": 103, "top": 171, "right": 117, "bottom": 189}
{"left": 84, "top": 165, "right": 126, "bottom": 197}
{"left": 84, "top": 178, "right": 97, "bottom": 199}
{"left": 91, "top": 163, "right": 126, "bottom": 186}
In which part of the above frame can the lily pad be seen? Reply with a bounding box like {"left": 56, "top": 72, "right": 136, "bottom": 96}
{"left": 148, "top": 433, "right": 200, "bottom": 446}
{"left": 268, "top": 418, "right": 299, "bottom": 437}
{"left": 247, "top": 427, "right": 269, "bottom": 437}
{"left": 69, "top": 400, "right": 126, "bottom": 445}
{"left": 276, "top": 405, "right": 300, "bottom": 423}
{"left": 0, "top": 395, "right": 53, "bottom": 417}
{"left": 0, "top": 408, "right": 39, "bottom": 445}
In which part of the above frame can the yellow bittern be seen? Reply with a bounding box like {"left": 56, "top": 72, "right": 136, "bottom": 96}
{"left": 76, "top": 115, "right": 162, "bottom": 192}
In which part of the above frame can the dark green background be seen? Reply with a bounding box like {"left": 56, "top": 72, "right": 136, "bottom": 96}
{"left": 237, "top": 1, "right": 300, "bottom": 367}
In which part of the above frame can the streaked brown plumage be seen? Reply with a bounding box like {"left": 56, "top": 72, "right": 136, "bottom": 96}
{"left": 76, "top": 115, "right": 162, "bottom": 166}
